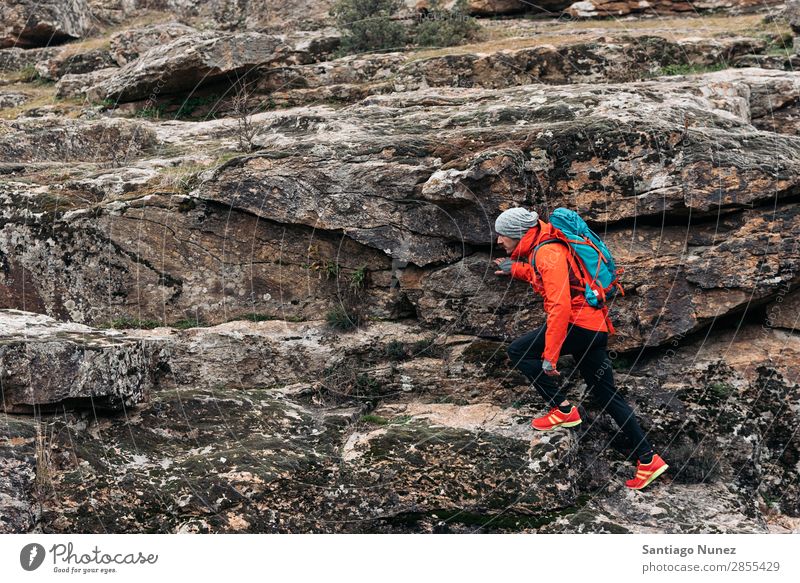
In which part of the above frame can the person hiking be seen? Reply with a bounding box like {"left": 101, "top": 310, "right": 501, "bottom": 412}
{"left": 492, "top": 207, "right": 667, "bottom": 490}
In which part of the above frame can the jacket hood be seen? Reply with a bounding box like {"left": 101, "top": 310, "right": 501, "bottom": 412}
{"left": 510, "top": 220, "right": 559, "bottom": 260}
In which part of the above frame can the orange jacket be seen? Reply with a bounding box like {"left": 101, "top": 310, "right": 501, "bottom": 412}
{"left": 509, "top": 220, "right": 613, "bottom": 365}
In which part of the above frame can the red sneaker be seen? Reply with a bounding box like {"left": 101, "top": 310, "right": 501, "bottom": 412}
{"left": 625, "top": 454, "right": 669, "bottom": 490}
{"left": 531, "top": 406, "right": 582, "bottom": 431}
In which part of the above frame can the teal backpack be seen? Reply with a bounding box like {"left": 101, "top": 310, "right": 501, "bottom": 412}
{"left": 531, "top": 207, "right": 625, "bottom": 309}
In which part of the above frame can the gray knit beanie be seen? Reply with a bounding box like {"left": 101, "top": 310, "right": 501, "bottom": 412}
{"left": 494, "top": 207, "right": 539, "bottom": 239}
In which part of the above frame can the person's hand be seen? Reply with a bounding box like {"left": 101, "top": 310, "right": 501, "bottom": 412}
{"left": 494, "top": 257, "right": 513, "bottom": 276}
{"left": 542, "top": 359, "right": 560, "bottom": 376}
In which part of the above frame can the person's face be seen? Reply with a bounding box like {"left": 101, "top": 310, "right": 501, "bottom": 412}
{"left": 497, "top": 234, "right": 518, "bottom": 254}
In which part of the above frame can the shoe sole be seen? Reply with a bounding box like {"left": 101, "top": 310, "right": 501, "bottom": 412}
{"left": 531, "top": 419, "right": 582, "bottom": 431}
{"left": 627, "top": 464, "right": 669, "bottom": 490}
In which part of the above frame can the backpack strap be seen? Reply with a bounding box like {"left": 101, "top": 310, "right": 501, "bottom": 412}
{"left": 601, "top": 304, "right": 616, "bottom": 335}
{"left": 531, "top": 238, "right": 586, "bottom": 294}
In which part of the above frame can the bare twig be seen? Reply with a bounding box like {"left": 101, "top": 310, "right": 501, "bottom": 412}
{"left": 232, "top": 79, "right": 261, "bottom": 152}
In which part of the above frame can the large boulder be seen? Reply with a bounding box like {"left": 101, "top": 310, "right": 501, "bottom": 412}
{"left": 0, "top": 309, "right": 166, "bottom": 413}
{"left": 87, "top": 31, "right": 291, "bottom": 101}
{"left": 0, "top": 179, "right": 400, "bottom": 329}
{"left": 34, "top": 46, "right": 117, "bottom": 81}
{"left": 0, "top": 0, "right": 93, "bottom": 49}
{"left": 54, "top": 66, "right": 118, "bottom": 98}
{"left": 190, "top": 69, "right": 800, "bottom": 347}
{"left": 0, "top": 93, "right": 29, "bottom": 109}
{"left": 108, "top": 21, "right": 197, "bottom": 66}
{"left": 0, "top": 118, "right": 157, "bottom": 163}
{"left": 0, "top": 47, "right": 59, "bottom": 75}
{"left": 87, "top": 0, "right": 137, "bottom": 26}
{"left": 200, "top": 69, "right": 800, "bottom": 250}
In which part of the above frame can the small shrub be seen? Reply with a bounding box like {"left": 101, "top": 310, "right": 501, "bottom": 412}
{"left": 259, "top": 97, "right": 277, "bottom": 111}
{"left": 355, "top": 373, "right": 381, "bottom": 394}
{"left": 12, "top": 64, "right": 52, "bottom": 84}
{"left": 175, "top": 94, "right": 219, "bottom": 118}
{"left": 361, "top": 414, "right": 389, "bottom": 425}
{"left": 762, "top": 32, "right": 793, "bottom": 55}
{"left": 332, "top": 0, "right": 407, "bottom": 54}
{"left": 413, "top": 0, "right": 479, "bottom": 48}
{"left": 231, "top": 79, "right": 261, "bottom": 152}
{"left": 761, "top": 491, "right": 778, "bottom": 509}
{"left": 327, "top": 262, "right": 369, "bottom": 330}
{"left": 137, "top": 105, "right": 166, "bottom": 119}
{"left": 16, "top": 64, "right": 40, "bottom": 83}
{"left": 332, "top": 0, "right": 480, "bottom": 55}
{"left": 350, "top": 266, "right": 368, "bottom": 291}
{"left": 320, "top": 361, "right": 382, "bottom": 402}
{"left": 326, "top": 305, "right": 362, "bottom": 330}
{"left": 177, "top": 171, "right": 199, "bottom": 193}
{"left": 325, "top": 261, "right": 341, "bottom": 280}
{"left": 408, "top": 336, "right": 445, "bottom": 359}
{"left": 708, "top": 381, "right": 734, "bottom": 399}
{"left": 384, "top": 339, "right": 407, "bottom": 361}
{"left": 90, "top": 97, "right": 117, "bottom": 109}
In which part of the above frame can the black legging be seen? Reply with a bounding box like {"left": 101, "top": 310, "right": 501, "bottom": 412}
{"left": 507, "top": 323, "right": 654, "bottom": 461}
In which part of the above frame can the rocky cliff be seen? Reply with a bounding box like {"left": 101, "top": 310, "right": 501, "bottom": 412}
{"left": 1, "top": 1, "right": 798, "bottom": 534}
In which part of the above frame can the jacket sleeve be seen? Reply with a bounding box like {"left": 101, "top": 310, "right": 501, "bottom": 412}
{"left": 509, "top": 260, "right": 536, "bottom": 284}
{"left": 536, "top": 244, "right": 572, "bottom": 365}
